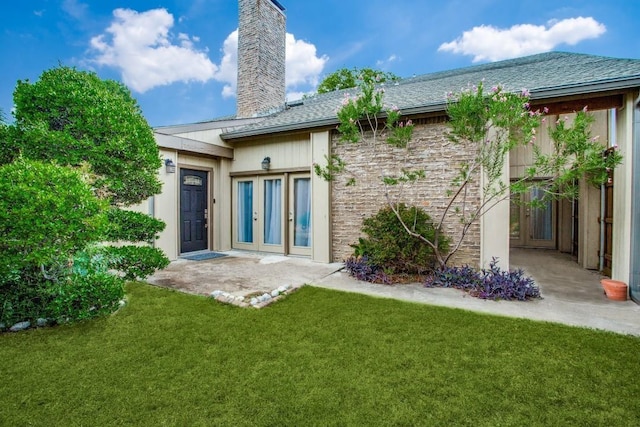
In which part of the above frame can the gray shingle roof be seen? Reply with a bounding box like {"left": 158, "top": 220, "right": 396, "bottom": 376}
{"left": 222, "top": 51, "right": 640, "bottom": 140}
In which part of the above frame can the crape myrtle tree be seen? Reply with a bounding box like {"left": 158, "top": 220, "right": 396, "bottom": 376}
{"left": 315, "top": 76, "right": 621, "bottom": 270}
{"left": 0, "top": 66, "right": 169, "bottom": 326}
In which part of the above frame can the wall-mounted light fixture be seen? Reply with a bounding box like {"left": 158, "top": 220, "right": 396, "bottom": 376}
{"left": 261, "top": 156, "right": 271, "bottom": 170}
{"left": 165, "top": 158, "right": 176, "bottom": 174}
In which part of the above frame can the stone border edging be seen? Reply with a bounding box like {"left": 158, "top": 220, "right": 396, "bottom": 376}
{"left": 210, "top": 284, "right": 300, "bottom": 308}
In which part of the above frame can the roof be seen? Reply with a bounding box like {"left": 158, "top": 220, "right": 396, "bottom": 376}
{"left": 221, "top": 51, "right": 640, "bottom": 140}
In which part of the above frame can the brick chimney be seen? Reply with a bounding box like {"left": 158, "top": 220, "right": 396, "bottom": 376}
{"left": 237, "top": 0, "right": 286, "bottom": 118}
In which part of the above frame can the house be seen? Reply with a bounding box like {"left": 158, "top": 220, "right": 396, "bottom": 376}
{"left": 145, "top": 0, "right": 640, "bottom": 303}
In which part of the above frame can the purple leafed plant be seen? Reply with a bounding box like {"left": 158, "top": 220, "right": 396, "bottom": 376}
{"left": 425, "top": 258, "right": 540, "bottom": 301}
{"left": 344, "top": 256, "right": 392, "bottom": 285}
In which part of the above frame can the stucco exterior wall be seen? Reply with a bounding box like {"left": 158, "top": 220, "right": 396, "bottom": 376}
{"left": 330, "top": 118, "right": 481, "bottom": 266}
{"left": 154, "top": 149, "right": 179, "bottom": 260}
{"left": 149, "top": 150, "right": 229, "bottom": 261}
{"left": 231, "top": 133, "right": 310, "bottom": 172}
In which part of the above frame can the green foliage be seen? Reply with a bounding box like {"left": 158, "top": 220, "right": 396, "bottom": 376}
{"left": 105, "top": 208, "right": 166, "bottom": 243}
{"left": 352, "top": 204, "right": 448, "bottom": 274}
{"left": 317, "top": 67, "right": 399, "bottom": 94}
{"left": 9, "top": 66, "right": 162, "bottom": 205}
{"left": 0, "top": 247, "right": 126, "bottom": 325}
{"left": 314, "top": 75, "right": 414, "bottom": 182}
{"left": 335, "top": 81, "right": 385, "bottom": 143}
{"left": 532, "top": 109, "right": 623, "bottom": 200}
{"left": 103, "top": 246, "right": 170, "bottom": 281}
{"left": 446, "top": 84, "right": 543, "bottom": 197}
{"left": 0, "top": 110, "right": 12, "bottom": 165}
{"left": 48, "top": 272, "right": 124, "bottom": 322}
{"left": 0, "top": 159, "right": 108, "bottom": 285}
{"left": 0, "top": 67, "right": 170, "bottom": 327}
{"left": 0, "top": 280, "right": 51, "bottom": 326}
{"left": 313, "top": 154, "right": 347, "bottom": 182}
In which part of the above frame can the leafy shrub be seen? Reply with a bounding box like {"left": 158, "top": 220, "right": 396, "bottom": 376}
{"left": 424, "top": 258, "right": 540, "bottom": 301}
{"left": 351, "top": 204, "right": 448, "bottom": 274}
{"left": 11, "top": 66, "right": 162, "bottom": 205}
{"left": 105, "top": 208, "right": 166, "bottom": 243}
{"left": 0, "top": 248, "right": 127, "bottom": 326}
{"left": 103, "top": 245, "right": 170, "bottom": 280}
{"left": 49, "top": 272, "right": 124, "bottom": 322}
{"left": 0, "top": 159, "right": 107, "bottom": 284}
{"left": 344, "top": 256, "right": 391, "bottom": 285}
{"left": 0, "top": 279, "right": 52, "bottom": 325}
{"left": 425, "top": 264, "right": 481, "bottom": 291}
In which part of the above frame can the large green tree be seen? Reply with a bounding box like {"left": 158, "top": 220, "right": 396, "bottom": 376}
{"left": 317, "top": 67, "right": 399, "bottom": 94}
{"left": 10, "top": 66, "right": 161, "bottom": 205}
{"left": 1, "top": 67, "right": 168, "bottom": 327}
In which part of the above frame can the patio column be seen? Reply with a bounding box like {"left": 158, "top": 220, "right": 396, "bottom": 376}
{"left": 611, "top": 90, "right": 637, "bottom": 293}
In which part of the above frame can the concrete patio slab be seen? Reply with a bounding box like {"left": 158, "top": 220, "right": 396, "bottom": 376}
{"left": 146, "top": 250, "right": 343, "bottom": 297}
{"left": 146, "top": 249, "right": 640, "bottom": 336}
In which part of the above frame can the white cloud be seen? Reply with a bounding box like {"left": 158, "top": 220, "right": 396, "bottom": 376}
{"left": 438, "top": 16, "right": 606, "bottom": 62}
{"left": 62, "top": 0, "right": 88, "bottom": 20}
{"left": 214, "top": 30, "right": 328, "bottom": 99}
{"left": 90, "top": 8, "right": 218, "bottom": 93}
{"left": 285, "top": 33, "right": 329, "bottom": 88}
{"left": 376, "top": 54, "right": 398, "bottom": 68}
{"left": 215, "top": 30, "right": 239, "bottom": 99}
{"left": 90, "top": 8, "right": 328, "bottom": 97}
{"left": 286, "top": 90, "right": 313, "bottom": 102}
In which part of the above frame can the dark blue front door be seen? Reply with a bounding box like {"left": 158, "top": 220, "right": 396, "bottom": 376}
{"left": 180, "top": 169, "right": 208, "bottom": 253}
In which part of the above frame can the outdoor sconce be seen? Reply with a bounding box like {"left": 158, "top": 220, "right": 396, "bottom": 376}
{"left": 165, "top": 158, "right": 176, "bottom": 174}
{"left": 261, "top": 156, "right": 271, "bottom": 170}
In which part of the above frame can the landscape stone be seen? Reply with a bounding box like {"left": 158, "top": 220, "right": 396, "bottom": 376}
{"left": 9, "top": 321, "right": 31, "bottom": 332}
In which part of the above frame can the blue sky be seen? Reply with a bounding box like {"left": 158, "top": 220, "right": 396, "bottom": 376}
{"left": 1, "top": 0, "right": 639, "bottom": 127}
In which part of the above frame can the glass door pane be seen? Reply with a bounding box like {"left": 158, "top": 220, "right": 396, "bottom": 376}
{"left": 289, "top": 174, "right": 312, "bottom": 256}
{"left": 237, "top": 180, "right": 254, "bottom": 244}
{"left": 293, "top": 177, "right": 311, "bottom": 247}
{"left": 262, "top": 178, "right": 282, "bottom": 245}
{"left": 529, "top": 188, "right": 553, "bottom": 241}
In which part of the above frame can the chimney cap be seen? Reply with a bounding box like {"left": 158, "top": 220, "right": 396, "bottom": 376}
{"left": 270, "top": 0, "right": 285, "bottom": 11}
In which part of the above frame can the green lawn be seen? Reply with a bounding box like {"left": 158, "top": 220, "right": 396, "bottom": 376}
{"left": 1, "top": 283, "right": 638, "bottom": 426}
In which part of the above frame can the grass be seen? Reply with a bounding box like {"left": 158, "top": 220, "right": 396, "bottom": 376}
{"left": 1, "top": 282, "right": 638, "bottom": 426}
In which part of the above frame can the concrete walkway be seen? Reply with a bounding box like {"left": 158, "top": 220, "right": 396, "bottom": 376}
{"left": 147, "top": 249, "right": 640, "bottom": 336}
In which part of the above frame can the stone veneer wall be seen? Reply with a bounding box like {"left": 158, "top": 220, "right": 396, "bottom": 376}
{"left": 237, "top": 0, "right": 286, "bottom": 118}
{"left": 330, "top": 117, "right": 481, "bottom": 267}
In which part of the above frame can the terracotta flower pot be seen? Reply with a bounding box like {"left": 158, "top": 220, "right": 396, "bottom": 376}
{"left": 600, "top": 279, "right": 628, "bottom": 301}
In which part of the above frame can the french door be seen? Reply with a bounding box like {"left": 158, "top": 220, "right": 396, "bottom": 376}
{"left": 510, "top": 186, "right": 556, "bottom": 249}
{"left": 233, "top": 174, "right": 311, "bottom": 255}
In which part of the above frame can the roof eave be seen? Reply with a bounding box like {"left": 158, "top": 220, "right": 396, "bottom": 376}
{"left": 528, "top": 76, "right": 640, "bottom": 100}
{"left": 221, "top": 76, "right": 640, "bottom": 140}
{"left": 221, "top": 117, "right": 339, "bottom": 140}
